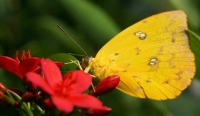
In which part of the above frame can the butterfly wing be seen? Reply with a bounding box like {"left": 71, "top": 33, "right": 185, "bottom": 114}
{"left": 113, "top": 43, "right": 194, "bottom": 100}
{"left": 89, "top": 10, "right": 195, "bottom": 100}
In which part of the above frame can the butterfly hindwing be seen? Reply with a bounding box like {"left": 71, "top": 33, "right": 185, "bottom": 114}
{"left": 113, "top": 43, "right": 194, "bottom": 100}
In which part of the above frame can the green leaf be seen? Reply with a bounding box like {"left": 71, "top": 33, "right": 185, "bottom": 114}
{"left": 188, "top": 30, "right": 200, "bottom": 78}
{"left": 49, "top": 53, "right": 80, "bottom": 75}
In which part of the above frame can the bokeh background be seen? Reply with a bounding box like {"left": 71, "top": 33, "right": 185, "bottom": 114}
{"left": 0, "top": 0, "right": 200, "bottom": 116}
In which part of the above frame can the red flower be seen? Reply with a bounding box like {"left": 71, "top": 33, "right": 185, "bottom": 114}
{"left": 0, "top": 50, "right": 40, "bottom": 79}
{"left": 26, "top": 58, "right": 105, "bottom": 112}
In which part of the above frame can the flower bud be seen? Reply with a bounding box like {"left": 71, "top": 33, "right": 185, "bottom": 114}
{"left": 35, "top": 91, "right": 44, "bottom": 104}
{"left": 90, "top": 75, "right": 120, "bottom": 97}
{"left": 22, "top": 92, "right": 34, "bottom": 102}
{"left": 88, "top": 106, "right": 112, "bottom": 116}
{"left": 0, "top": 82, "right": 7, "bottom": 93}
{"left": 0, "top": 91, "right": 4, "bottom": 99}
{"left": 14, "top": 101, "right": 21, "bottom": 108}
{"left": 43, "top": 98, "right": 55, "bottom": 110}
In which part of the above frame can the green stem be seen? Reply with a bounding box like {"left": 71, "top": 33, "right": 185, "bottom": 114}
{"left": 4, "top": 95, "right": 27, "bottom": 116}
{"left": 6, "top": 89, "right": 21, "bottom": 101}
{"left": 35, "top": 104, "right": 45, "bottom": 115}
{"left": 22, "top": 102, "right": 33, "bottom": 116}
{"left": 7, "top": 89, "right": 34, "bottom": 116}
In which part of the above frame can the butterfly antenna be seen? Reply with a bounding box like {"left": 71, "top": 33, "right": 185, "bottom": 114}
{"left": 58, "top": 25, "right": 88, "bottom": 56}
{"left": 68, "top": 53, "right": 86, "bottom": 57}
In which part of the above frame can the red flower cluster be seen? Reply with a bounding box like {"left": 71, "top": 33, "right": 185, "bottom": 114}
{"left": 0, "top": 51, "right": 120, "bottom": 115}
{"left": 26, "top": 58, "right": 109, "bottom": 113}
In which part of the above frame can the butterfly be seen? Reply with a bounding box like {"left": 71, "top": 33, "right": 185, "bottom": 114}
{"left": 83, "top": 10, "right": 196, "bottom": 100}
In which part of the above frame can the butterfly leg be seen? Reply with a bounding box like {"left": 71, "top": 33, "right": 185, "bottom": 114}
{"left": 64, "top": 59, "right": 84, "bottom": 70}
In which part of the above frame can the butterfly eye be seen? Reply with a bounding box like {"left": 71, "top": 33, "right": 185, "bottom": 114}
{"left": 81, "top": 56, "right": 93, "bottom": 68}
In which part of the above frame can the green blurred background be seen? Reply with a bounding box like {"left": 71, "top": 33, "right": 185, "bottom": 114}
{"left": 0, "top": 0, "right": 200, "bottom": 116}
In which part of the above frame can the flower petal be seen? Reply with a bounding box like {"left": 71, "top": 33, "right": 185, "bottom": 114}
{"left": 19, "top": 58, "right": 40, "bottom": 75}
{"left": 26, "top": 72, "right": 54, "bottom": 95}
{"left": 54, "top": 62, "right": 65, "bottom": 66}
{"left": 68, "top": 94, "right": 103, "bottom": 109}
{"left": 63, "top": 70, "right": 92, "bottom": 93}
{"left": 0, "top": 56, "right": 23, "bottom": 78}
{"left": 41, "top": 58, "right": 63, "bottom": 88}
{"left": 51, "top": 96, "right": 73, "bottom": 112}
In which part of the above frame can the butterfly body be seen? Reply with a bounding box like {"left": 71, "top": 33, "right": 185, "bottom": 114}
{"left": 84, "top": 10, "right": 195, "bottom": 100}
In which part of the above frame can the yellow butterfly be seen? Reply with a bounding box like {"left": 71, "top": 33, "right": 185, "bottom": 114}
{"left": 83, "top": 10, "right": 196, "bottom": 100}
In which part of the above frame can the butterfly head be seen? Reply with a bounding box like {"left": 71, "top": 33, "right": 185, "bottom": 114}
{"left": 81, "top": 56, "right": 94, "bottom": 68}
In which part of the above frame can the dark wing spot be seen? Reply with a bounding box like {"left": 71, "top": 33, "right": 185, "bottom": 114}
{"left": 177, "top": 76, "right": 182, "bottom": 80}
{"left": 171, "top": 38, "right": 175, "bottom": 42}
{"left": 164, "top": 79, "right": 170, "bottom": 84}
{"left": 146, "top": 78, "right": 151, "bottom": 83}
{"left": 133, "top": 76, "right": 138, "bottom": 78}
{"left": 126, "top": 63, "right": 131, "bottom": 66}
{"left": 114, "top": 52, "right": 119, "bottom": 56}
{"left": 176, "top": 70, "right": 183, "bottom": 80}
{"left": 142, "top": 20, "right": 147, "bottom": 23}
{"left": 135, "top": 47, "right": 141, "bottom": 55}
